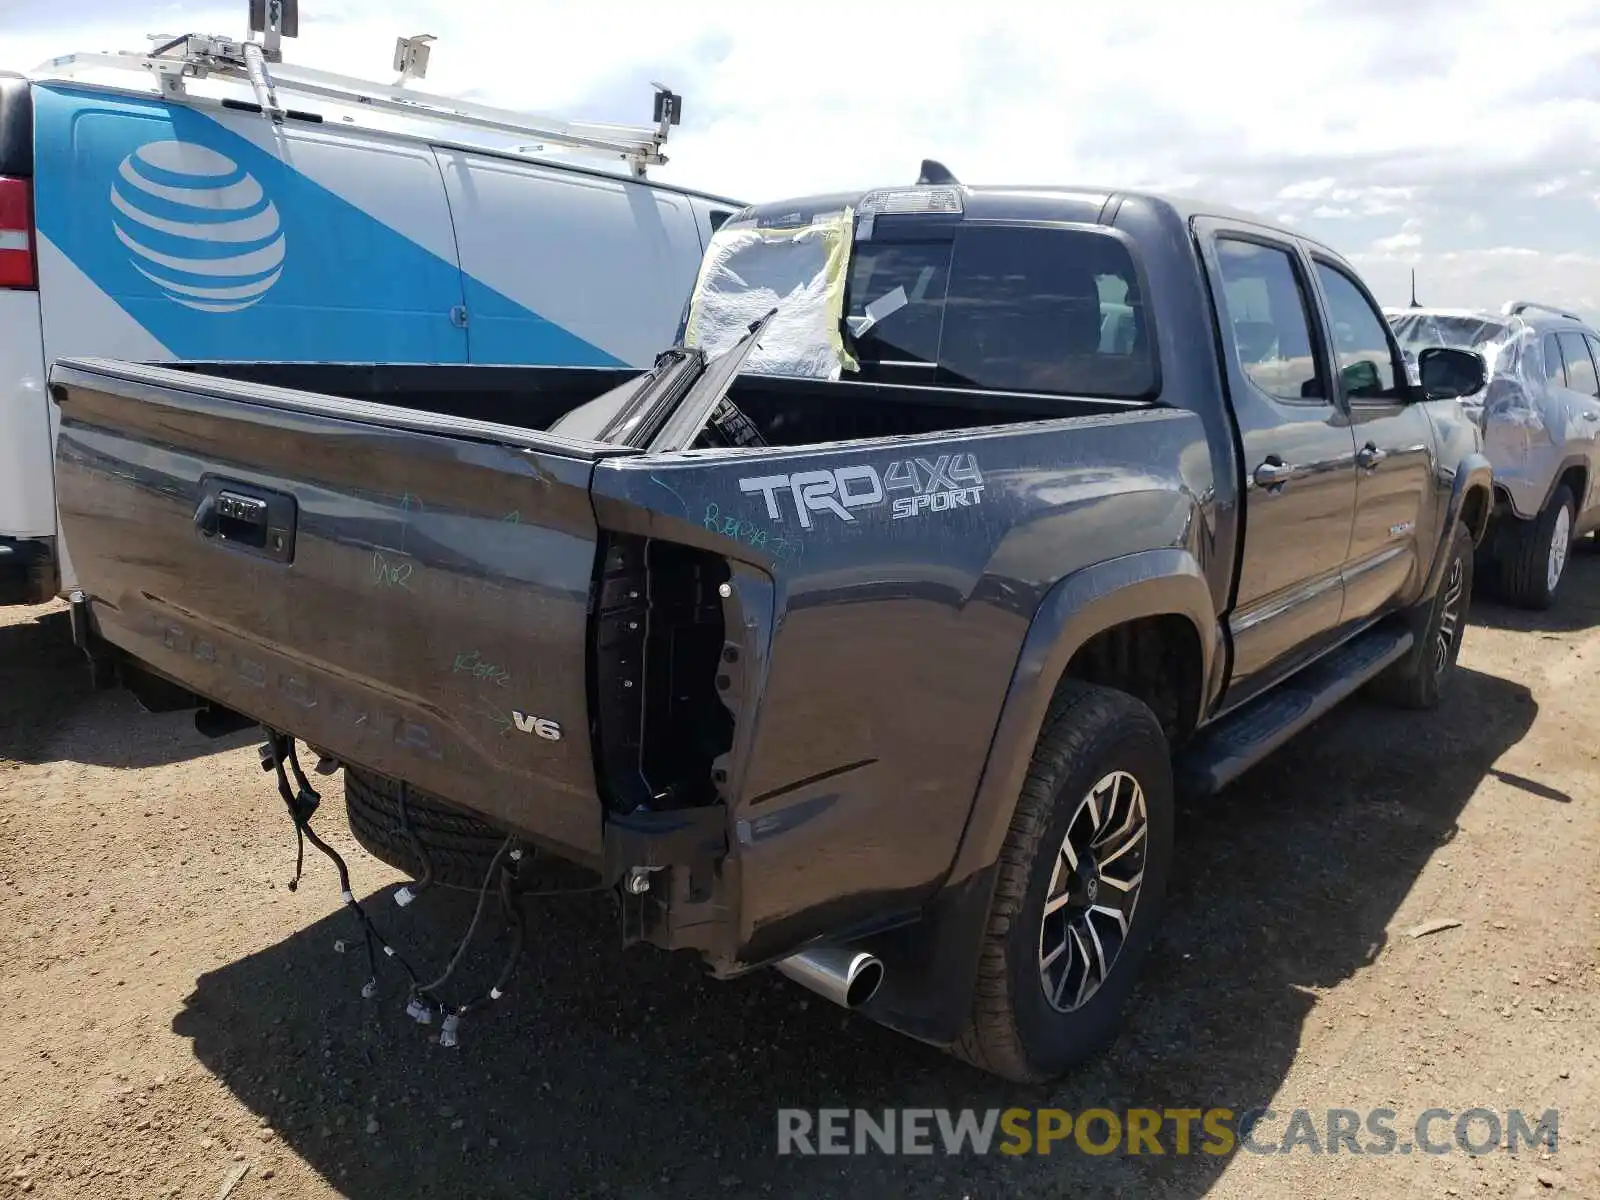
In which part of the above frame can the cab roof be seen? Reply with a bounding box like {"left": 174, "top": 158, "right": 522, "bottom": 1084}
{"left": 730, "top": 181, "right": 1333, "bottom": 253}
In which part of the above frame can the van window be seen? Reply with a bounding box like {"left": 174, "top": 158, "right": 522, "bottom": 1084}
{"left": 844, "top": 226, "right": 1156, "bottom": 398}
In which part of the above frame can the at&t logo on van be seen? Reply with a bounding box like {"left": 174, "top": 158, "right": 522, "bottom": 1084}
{"left": 110, "top": 139, "right": 286, "bottom": 313}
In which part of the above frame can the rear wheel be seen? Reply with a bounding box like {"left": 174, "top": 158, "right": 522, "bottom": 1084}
{"left": 952, "top": 682, "right": 1174, "bottom": 1083}
{"left": 1495, "top": 485, "right": 1574, "bottom": 609}
{"left": 343, "top": 768, "right": 593, "bottom": 892}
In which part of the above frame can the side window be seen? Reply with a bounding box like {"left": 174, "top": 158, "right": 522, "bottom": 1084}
{"left": 1312, "top": 261, "right": 1402, "bottom": 400}
{"left": 1542, "top": 333, "right": 1566, "bottom": 386}
{"left": 1213, "top": 237, "right": 1322, "bottom": 401}
{"left": 1556, "top": 332, "right": 1599, "bottom": 398}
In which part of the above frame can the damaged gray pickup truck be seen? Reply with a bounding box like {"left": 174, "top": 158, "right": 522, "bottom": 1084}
{"left": 53, "top": 171, "right": 1492, "bottom": 1082}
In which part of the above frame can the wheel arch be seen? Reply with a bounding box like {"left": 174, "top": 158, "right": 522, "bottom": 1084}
{"left": 849, "top": 549, "right": 1217, "bottom": 1047}
{"left": 1424, "top": 453, "right": 1493, "bottom": 597}
{"left": 1548, "top": 459, "right": 1588, "bottom": 517}
{"left": 947, "top": 548, "right": 1218, "bottom": 885}
{"left": 1504, "top": 454, "right": 1588, "bottom": 523}
{"left": 1460, "top": 479, "right": 1492, "bottom": 547}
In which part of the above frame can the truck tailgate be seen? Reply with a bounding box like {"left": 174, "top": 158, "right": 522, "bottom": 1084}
{"left": 51, "top": 359, "right": 625, "bottom": 864}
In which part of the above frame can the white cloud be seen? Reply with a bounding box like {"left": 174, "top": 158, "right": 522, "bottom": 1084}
{"left": 5, "top": 0, "right": 1600, "bottom": 321}
{"left": 1372, "top": 219, "right": 1425, "bottom": 257}
{"left": 1353, "top": 247, "right": 1600, "bottom": 320}
{"left": 1278, "top": 178, "right": 1338, "bottom": 202}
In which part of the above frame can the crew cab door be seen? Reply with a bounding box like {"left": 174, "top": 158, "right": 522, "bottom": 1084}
{"left": 1307, "top": 255, "right": 1438, "bottom": 624}
{"left": 1197, "top": 223, "right": 1358, "bottom": 704}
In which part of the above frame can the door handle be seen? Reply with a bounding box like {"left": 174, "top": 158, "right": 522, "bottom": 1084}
{"left": 1356, "top": 443, "right": 1388, "bottom": 470}
{"left": 1252, "top": 459, "right": 1298, "bottom": 491}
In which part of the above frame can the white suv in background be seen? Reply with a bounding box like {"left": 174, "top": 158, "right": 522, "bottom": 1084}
{"left": 1388, "top": 301, "right": 1600, "bottom": 609}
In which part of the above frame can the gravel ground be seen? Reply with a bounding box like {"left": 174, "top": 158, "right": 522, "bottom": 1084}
{"left": 1, "top": 557, "right": 1598, "bottom": 1199}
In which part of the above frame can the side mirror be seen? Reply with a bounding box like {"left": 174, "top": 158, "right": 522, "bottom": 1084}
{"left": 1417, "top": 346, "right": 1487, "bottom": 400}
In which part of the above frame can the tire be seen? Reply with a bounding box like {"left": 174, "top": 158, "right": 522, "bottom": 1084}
{"left": 1369, "top": 522, "right": 1473, "bottom": 711}
{"left": 1495, "top": 485, "right": 1574, "bottom": 610}
{"left": 344, "top": 768, "right": 592, "bottom": 892}
{"left": 951, "top": 682, "right": 1175, "bottom": 1083}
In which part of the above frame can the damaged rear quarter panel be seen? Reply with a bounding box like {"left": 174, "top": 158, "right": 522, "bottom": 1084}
{"left": 590, "top": 406, "right": 1214, "bottom": 965}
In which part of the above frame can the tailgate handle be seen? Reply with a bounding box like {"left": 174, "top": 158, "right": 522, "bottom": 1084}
{"left": 195, "top": 478, "right": 297, "bottom": 564}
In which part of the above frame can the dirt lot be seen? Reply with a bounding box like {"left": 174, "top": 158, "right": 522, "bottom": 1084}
{"left": 2, "top": 559, "right": 1598, "bottom": 1200}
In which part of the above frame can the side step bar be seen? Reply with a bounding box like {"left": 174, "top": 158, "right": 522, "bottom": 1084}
{"left": 1176, "top": 622, "right": 1414, "bottom": 797}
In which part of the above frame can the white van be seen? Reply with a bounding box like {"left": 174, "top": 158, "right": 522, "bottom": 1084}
{"left": 0, "top": 29, "right": 741, "bottom": 606}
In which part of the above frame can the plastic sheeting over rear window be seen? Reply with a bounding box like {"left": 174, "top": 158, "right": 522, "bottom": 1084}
{"left": 681, "top": 208, "right": 857, "bottom": 380}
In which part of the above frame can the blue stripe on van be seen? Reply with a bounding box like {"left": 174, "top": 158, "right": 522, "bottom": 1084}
{"left": 32, "top": 85, "right": 621, "bottom": 366}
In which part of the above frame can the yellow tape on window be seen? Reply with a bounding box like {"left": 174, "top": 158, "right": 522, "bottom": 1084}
{"left": 682, "top": 206, "right": 857, "bottom": 379}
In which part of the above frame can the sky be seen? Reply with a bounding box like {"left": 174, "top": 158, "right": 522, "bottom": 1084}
{"left": 4, "top": 0, "right": 1599, "bottom": 322}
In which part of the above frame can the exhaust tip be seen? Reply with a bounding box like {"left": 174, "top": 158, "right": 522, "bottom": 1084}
{"left": 844, "top": 955, "right": 885, "bottom": 1008}
{"left": 776, "top": 946, "right": 884, "bottom": 1010}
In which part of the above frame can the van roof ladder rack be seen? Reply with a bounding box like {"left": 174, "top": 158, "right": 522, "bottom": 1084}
{"left": 28, "top": 4, "right": 683, "bottom": 177}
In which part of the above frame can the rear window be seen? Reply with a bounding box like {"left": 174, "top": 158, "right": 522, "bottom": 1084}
{"left": 845, "top": 225, "right": 1156, "bottom": 398}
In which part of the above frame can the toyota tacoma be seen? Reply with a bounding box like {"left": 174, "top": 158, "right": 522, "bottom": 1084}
{"left": 52, "top": 167, "right": 1492, "bottom": 1081}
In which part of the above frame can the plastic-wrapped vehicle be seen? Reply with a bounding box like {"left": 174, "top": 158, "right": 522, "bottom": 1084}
{"left": 1387, "top": 302, "right": 1600, "bottom": 608}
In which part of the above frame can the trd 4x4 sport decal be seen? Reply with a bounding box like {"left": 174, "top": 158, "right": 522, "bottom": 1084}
{"left": 738, "top": 453, "right": 985, "bottom": 528}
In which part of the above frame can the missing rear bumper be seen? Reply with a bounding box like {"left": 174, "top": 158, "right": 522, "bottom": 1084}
{"left": 604, "top": 802, "right": 732, "bottom": 957}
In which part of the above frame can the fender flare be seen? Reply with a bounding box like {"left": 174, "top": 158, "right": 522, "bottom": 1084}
{"left": 1424, "top": 453, "right": 1493, "bottom": 599}
{"left": 946, "top": 546, "right": 1219, "bottom": 883}
{"left": 854, "top": 548, "right": 1219, "bottom": 1046}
